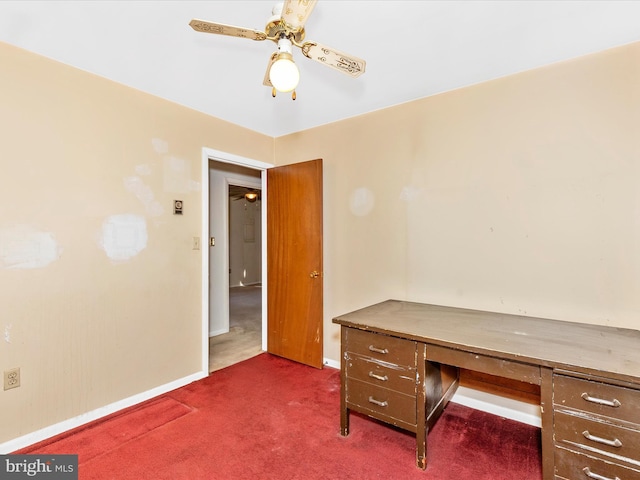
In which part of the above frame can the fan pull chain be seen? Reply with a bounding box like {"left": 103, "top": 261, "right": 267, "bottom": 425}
{"left": 271, "top": 87, "right": 296, "bottom": 100}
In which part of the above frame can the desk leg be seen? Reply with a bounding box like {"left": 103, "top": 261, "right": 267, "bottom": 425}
{"left": 416, "top": 343, "right": 428, "bottom": 469}
{"left": 339, "top": 363, "right": 349, "bottom": 436}
{"left": 340, "top": 403, "right": 349, "bottom": 436}
{"left": 340, "top": 327, "right": 349, "bottom": 437}
{"left": 540, "top": 367, "right": 554, "bottom": 480}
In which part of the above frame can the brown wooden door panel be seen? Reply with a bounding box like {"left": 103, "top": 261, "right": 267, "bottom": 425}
{"left": 267, "top": 159, "right": 323, "bottom": 368}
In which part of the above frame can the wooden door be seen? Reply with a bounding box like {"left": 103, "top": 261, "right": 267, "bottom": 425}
{"left": 267, "top": 159, "right": 323, "bottom": 368}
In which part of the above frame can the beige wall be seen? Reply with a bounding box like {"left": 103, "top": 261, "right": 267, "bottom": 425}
{"left": 0, "top": 42, "right": 272, "bottom": 444}
{"left": 275, "top": 119, "right": 414, "bottom": 362}
{"left": 403, "top": 42, "right": 640, "bottom": 324}
{"left": 276, "top": 41, "right": 640, "bottom": 363}
{"left": 3, "top": 37, "right": 640, "bottom": 446}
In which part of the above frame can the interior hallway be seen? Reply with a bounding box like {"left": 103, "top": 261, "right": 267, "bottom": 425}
{"left": 208, "top": 285, "right": 263, "bottom": 372}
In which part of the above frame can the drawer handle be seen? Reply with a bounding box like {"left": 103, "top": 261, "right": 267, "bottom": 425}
{"left": 582, "top": 430, "right": 623, "bottom": 448}
{"left": 368, "top": 396, "right": 388, "bottom": 407}
{"left": 368, "top": 345, "right": 389, "bottom": 354}
{"left": 582, "top": 467, "right": 621, "bottom": 480}
{"left": 581, "top": 392, "right": 622, "bottom": 408}
{"left": 368, "top": 372, "right": 389, "bottom": 382}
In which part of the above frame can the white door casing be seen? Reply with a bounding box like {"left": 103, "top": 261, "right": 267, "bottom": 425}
{"left": 200, "top": 148, "right": 273, "bottom": 373}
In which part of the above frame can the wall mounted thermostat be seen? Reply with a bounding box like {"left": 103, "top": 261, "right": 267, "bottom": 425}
{"left": 174, "top": 200, "right": 183, "bottom": 215}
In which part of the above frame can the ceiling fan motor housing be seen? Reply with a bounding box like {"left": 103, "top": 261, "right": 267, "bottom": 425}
{"left": 266, "top": 1, "right": 306, "bottom": 44}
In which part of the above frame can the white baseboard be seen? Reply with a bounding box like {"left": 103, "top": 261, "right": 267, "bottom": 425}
{"left": 0, "top": 370, "right": 208, "bottom": 454}
{"left": 452, "top": 385, "right": 541, "bottom": 427}
{"left": 2, "top": 361, "right": 540, "bottom": 454}
{"left": 209, "top": 327, "right": 229, "bottom": 337}
{"left": 323, "top": 357, "right": 340, "bottom": 370}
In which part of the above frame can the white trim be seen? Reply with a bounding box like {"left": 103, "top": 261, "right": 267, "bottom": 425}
{"left": 226, "top": 177, "right": 262, "bottom": 191}
{"left": 452, "top": 386, "right": 541, "bottom": 427}
{"left": 0, "top": 371, "right": 206, "bottom": 454}
{"left": 1, "top": 370, "right": 537, "bottom": 454}
{"left": 323, "top": 358, "right": 340, "bottom": 370}
{"left": 200, "top": 148, "right": 210, "bottom": 373}
{"left": 260, "top": 174, "right": 267, "bottom": 351}
{"left": 208, "top": 327, "right": 228, "bottom": 337}
{"left": 202, "top": 148, "right": 273, "bottom": 367}
{"left": 204, "top": 148, "right": 272, "bottom": 171}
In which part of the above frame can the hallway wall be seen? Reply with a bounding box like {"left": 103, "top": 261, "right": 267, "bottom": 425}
{"left": 229, "top": 197, "right": 262, "bottom": 287}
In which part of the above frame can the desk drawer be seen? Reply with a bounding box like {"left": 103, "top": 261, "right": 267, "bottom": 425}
{"left": 346, "top": 377, "right": 416, "bottom": 426}
{"left": 427, "top": 344, "right": 541, "bottom": 385}
{"left": 555, "top": 446, "right": 640, "bottom": 480}
{"left": 555, "top": 411, "right": 640, "bottom": 466}
{"left": 554, "top": 375, "right": 640, "bottom": 425}
{"left": 345, "top": 353, "right": 416, "bottom": 395}
{"left": 344, "top": 328, "right": 416, "bottom": 367}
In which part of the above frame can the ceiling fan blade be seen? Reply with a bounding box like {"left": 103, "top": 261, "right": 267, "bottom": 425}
{"left": 281, "top": 0, "right": 318, "bottom": 33}
{"left": 189, "top": 19, "right": 267, "bottom": 41}
{"left": 301, "top": 42, "right": 366, "bottom": 78}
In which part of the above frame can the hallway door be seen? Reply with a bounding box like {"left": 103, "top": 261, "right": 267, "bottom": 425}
{"left": 267, "top": 159, "right": 323, "bottom": 368}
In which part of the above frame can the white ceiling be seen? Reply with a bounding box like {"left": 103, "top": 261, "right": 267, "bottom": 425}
{"left": 1, "top": 1, "right": 640, "bottom": 138}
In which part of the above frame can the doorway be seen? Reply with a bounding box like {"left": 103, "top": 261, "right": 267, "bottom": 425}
{"left": 200, "top": 149, "right": 324, "bottom": 374}
{"left": 209, "top": 183, "right": 263, "bottom": 371}
{"left": 201, "top": 149, "right": 273, "bottom": 374}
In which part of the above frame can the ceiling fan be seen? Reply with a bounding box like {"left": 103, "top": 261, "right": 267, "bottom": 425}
{"left": 189, "top": 0, "right": 366, "bottom": 99}
{"left": 229, "top": 185, "right": 261, "bottom": 203}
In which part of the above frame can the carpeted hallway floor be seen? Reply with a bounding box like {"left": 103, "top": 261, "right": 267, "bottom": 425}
{"left": 208, "top": 285, "right": 263, "bottom": 372}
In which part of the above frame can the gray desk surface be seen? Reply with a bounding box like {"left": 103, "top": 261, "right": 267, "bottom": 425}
{"left": 333, "top": 300, "right": 640, "bottom": 384}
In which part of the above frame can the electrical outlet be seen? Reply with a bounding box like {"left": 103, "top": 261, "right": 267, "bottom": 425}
{"left": 4, "top": 367, "right": 20, "bottom": 390}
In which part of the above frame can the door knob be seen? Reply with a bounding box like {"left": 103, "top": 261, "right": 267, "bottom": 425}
{"left": 310, "top": 271, "right": 320, "bottom": 278}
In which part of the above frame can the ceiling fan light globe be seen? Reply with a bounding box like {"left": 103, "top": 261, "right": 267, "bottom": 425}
{"left": 270, "top": 54, "right": 299, "bottom": 93}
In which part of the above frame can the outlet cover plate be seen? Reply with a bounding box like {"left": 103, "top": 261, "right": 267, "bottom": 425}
{"left": 4, "top": 367, "right": 20, "bottom": 390}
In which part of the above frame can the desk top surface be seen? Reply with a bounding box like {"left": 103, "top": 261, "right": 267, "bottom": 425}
{"left": 333, "top": 300, "right": 640, "bottom": 384}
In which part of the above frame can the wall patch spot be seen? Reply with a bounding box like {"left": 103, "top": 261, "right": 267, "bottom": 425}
{"left": 151, "top": 138, "right": 169, "bottom": 154}
{"left": 349, "top": 187, "right": 375, "bottom": 217}
{"left": 123, "top": 176, "right": 164, "bottom": 217}
{"left": 0, "top": 225, "right": 61, "bottom": 269}
{"left": 135, "top": 164, "right": 152, "bottom": 176}
{"left": 100, "top": 214, "right": 148, "bottom": 262}
{"left": 4, "top": 324, "right": 12, "bottom": 343}
{"left": 399, "top": 186, "right": 422, "bottom": 202}
{"left": 163, "top": 156, "right": 192, "bottom": 193}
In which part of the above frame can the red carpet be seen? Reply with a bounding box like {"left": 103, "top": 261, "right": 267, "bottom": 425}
{"left": 18, "top": 353, "right": 541, "bottom": 479}
{"left": 20, "top": 397, "right": 194, "bottom": 463}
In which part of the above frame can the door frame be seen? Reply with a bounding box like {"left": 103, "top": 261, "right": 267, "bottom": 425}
{"left": 209, "top": 175, "right": 262, "bottom": 337}
{"left": 200, "top": 147, "right": 274, "bottom": 373}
